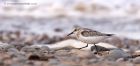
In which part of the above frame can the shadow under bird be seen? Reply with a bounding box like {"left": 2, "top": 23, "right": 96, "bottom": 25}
{"left": 67, "top": 26, "right": 114, "bottom": 53}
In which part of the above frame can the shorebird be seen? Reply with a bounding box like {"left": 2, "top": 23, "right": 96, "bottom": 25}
{"left": 67, "top": 26, "right": 114, "bottom": 53}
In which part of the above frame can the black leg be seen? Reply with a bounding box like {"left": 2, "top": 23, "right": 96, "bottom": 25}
{"left": 93, "top": 44, "right": 98, "bottom": 54}
{"left": 78, "top": 44, "right": 88, "bottom": 50}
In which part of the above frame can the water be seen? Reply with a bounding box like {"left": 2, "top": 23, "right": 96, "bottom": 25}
{"left": 0, "top": 0, "right": 140, "bottom": 39}
{"left": 1, "top": 0, "right": 140, "bottom": 18}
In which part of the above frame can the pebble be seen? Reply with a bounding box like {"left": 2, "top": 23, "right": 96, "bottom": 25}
{"left": 0, "top": 43, "right": 14, "bottom": 52}
{"left": 104, "top": 49, "right": 130, "bottom": 61}
{"left": 133, "top": 57, "right": 140, "bottom": 64}
{"left": 47, "top": 59, "right": 60, "bottom": 65}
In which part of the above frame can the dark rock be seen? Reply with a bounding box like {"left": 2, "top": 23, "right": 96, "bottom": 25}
{"left": 91, "top": 45, "right": 110, "bottom": 52}
{"left": 54, "top": 28, "right": 63, "bottom": 32}
{"left": 28, "top": 54, "right": 42, "bottom": 60}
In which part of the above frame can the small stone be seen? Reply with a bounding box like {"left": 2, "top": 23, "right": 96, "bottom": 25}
{"left": 88, "top": 59, "right": 99, "bottom": 64}
{"left": 11, "top": 43, "right": 25, "bottom": 50}
{"left": 133, "top": 57, "right": 140, "bottom": 64}
{"left": 21, "top": 45, "right": 41, "bottom": 53}
{"left": 104, "top": 49, "right": 130, "bottom": 61}
{"left": 7, "top": 48, "right": 19, "bottom": 53}
{"left": 54, "top": 28, "right": 63, "bottom": 32}
{"left": 7, "top": 48, "right": 26, "bottom": 58}
{"left": 28, "top": 54, "right": 41, "bottom": 60}
{"left": 0, "top": 60, "right": 4, "bottom": 66}
{"left": 41, "top": 46, "right": 50, "bottom": 52}
{"left": 0, "top": 43, "right": 14, "bottom": 52}
{"left": 90, "top": 45, "right": 110, "bottom": 52}
{"left": 70, "top": 49, "right": 94, "bottom": 59}
{"left": 48, "top": 59, "right": 60, "bottom": 65}
{"left": 116, "top": 58, "right": 125, "bottom": 62}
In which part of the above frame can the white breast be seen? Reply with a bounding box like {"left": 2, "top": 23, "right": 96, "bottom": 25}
{"left": 77, "top": 34, "right": 109, "bottom": 44}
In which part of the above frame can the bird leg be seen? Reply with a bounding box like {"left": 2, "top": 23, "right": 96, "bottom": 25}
{"left": 77, "top": 44, "right": 88, "bottom": 50}
{"left": 93, "top": 44, "right": 99, "bottom": 54}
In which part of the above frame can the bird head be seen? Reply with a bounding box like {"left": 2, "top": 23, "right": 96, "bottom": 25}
{"left": 67, "top": 26, "right": 82, "bottom": 36}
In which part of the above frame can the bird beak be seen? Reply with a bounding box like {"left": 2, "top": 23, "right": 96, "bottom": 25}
{"left": 67, "top": 32, "right": 74, "bottom": 36}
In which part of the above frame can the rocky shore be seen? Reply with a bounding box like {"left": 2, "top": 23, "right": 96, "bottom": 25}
{"left": 0, "top": 31, "right": 140, "bottom": 66}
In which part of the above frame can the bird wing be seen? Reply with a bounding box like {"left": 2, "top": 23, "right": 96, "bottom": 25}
{"left": 81, "top": 30, "right": 112, "bottom": 37}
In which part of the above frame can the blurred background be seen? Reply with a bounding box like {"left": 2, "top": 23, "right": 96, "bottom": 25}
{"left": 1, "top": 0, "right": 140, "bottom": 66}
{"left": 0, "top": 0, "right": 140, "bottom": 44}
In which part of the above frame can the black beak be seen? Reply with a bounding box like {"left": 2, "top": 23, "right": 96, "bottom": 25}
{"left": 67, "top": 32, "right": 73, "bottom": 36}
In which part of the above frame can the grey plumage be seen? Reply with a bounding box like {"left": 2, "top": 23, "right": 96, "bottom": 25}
{"left": 81, "top": 29, "right": 113, "bottom": 37}
{"left": 67, "top": 26, "right": 114, "bottom": 53}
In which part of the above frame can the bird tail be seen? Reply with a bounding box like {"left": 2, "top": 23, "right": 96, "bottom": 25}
{"left": 106, "top": 34, "right": 114, "bottom": 36}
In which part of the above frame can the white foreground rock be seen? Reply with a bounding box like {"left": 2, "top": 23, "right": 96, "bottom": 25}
{"left": 33, "top": 39, "right": 118, "bottom": 51}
